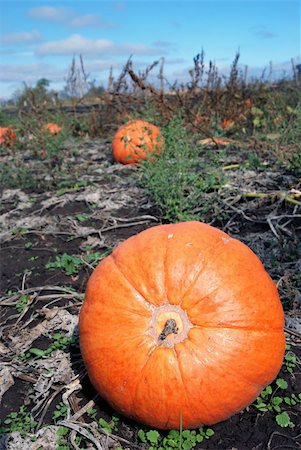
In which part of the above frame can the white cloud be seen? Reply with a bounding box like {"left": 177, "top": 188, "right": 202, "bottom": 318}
{"left": 28, "top": 6, "right": 72, "bottom": 22}
{"left": 69, "top": 14, "right": 116, "bottom": 29}
{"left": 0, "top": 63, "right": 65, "bottom": 83}
{"left": 28, "top": 6, "right": 117, "bottom": 29}
{"left": 35, "top": 34, "right": 165, "bottom": 57}
{"left": 251, "top": 26, "right": 278, "bottom": 39}
{"left": 0, "top": 30, "right": 42, "bottom": 45}
{"left": 153, "top": 40, "right": 175, "bottom": 48}
{"left": 113, "top": 2, "right": 127, "bottom": 11}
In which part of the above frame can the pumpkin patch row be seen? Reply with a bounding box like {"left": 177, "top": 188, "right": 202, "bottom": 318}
{"left": 80, "top": 121, "right": 286, "bottom": 429}
{"left": 2, "top": 114, "right": 286, "bottom": 430}
{"left": 0, "top": 123, "right": 62, "bottom": 148}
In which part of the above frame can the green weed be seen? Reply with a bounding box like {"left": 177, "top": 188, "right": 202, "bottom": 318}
{"left": 283, "top": 344, "right": 298, "bottom": 374}
{"left": 56, "top": 179, "right": 90, "bottom": 197}
{"left": 98, "top": 416, "right": 119, "bottom": 434}
{"left": 46, "top": 251, "right": 108, "bottom": 276}
{"left": 0, "top": 159, "right": 40, "bottom": 190}
{"left": 19, "top": 332, "right": 78, "bottom": 361}
{"left": 16, "top": 294, "right": 30, "bottom": 313}
{"left": 252, "top": 378, "right": 300, "bottom": 428}
{"left": 46, "top": 253, "right": 83, "bottom": 276}
{"left": 52, "top": 402, "right": 70, "bottom": 422}
{"left": 139, "top": 115, "right": 223, "bottom": 222}
{"left": 138, "top": 427, "right": 214, "bottom": 450}
{"left": 0, "top": 406, "right": 37, "bottom": 436}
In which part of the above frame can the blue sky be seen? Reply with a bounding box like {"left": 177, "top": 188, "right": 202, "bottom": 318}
{"left": 0, "top": 1, "right": 300, "bottom": 99}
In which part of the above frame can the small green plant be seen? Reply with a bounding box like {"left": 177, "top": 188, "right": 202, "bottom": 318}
{"left": 55, "top": 426, "right": 84, "bottom": 450}
{"left": 0, "top": 406, "right": 37, "bottom": 436}
{"left": 19, "top": 332, "right": 78, "bottom": 361}
{"left": 252, "top": 378, "right": 299, "bottom": 428}
{"left": 275, "top": 411, "right": 295, "bottom": 428}
{"left": 16, "top": 294, "right": 30, "bottom": 313}
{"left": 243, "top": 152, "right": 265, "bottom": 170}
{"left": 86, "top": 407, "right": 97, "bottom": 420}
{"left": 56, "top": 426, "right": 70, "bottom": 450}
{"left": 74, "top": 213, "right": 90, "bottom": 222}
{"left": 12, "top": 227, "right": 28, "bottom": 237}
{"left": 283, "top": 344, "right": 298, "bottom": 374}
{"left": 250, "top": 106, "right": 267, "bottom": 129}
{"left": 286, "top": 146, "right": 301, "bottom": 175}
{"left": 98, "top": 416, "right": 119, "bottom": 434}
{"left": 46, "top": 253, "right": 83, "bottom": 276}
{"left": 137, "top": 427, "right": 214, "bottom": 450}
{"left": 56, "top": 179, "right": 89, "bottom": 197}
{"left": 52, "top": 402, "right": 70, "bottom": 422}
{"left": 283, "top": 393, "right": 301, "bottom": 406}
{"left": 46, "top": 251, "right": 109, "bottom": 276}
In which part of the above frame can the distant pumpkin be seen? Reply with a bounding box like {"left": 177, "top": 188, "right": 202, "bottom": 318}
{"left": 0, "top": 127, "right": 16, "bottom": 147}
{"left": 79, "top": 221, "right": 285, "bottom": 430}
{"left": 112, "top": 120, "right": 163, "bottom": 165}
{"left": 44, "top": 123, "right": 62, "bottom": 134}
{"left": 221, "top": 119, "right": 235, "bottom": 131}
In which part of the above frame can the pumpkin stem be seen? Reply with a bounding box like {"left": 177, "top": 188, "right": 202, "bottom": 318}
{"left": 158, "top": 319, "right": 178, "bottom": 341}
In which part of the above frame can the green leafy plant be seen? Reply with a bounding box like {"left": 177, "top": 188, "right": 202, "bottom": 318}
{"left": 16, "top": 294, "right": 30, "bottom": 313}
{"left": 0, "top": 159, "right": 40, "bottom": 190}
{"left": 139, "top": 115, "right": 223, "bottom": 222}
{"left": 250, "top": 106, "right": 267, "bottom": 129}
{"left": 137, "top": 427, "right": 214, "bottom": 450}
{"left": 283, "top": 393, "right": 301, "bottom": 406}
{"left": 86, "top": 407, "right": 97, "bottom": 420}
{"left": 19, "top": 332, "right": 78, "bottom": 361}
{"left": 275, "top": 412, "right": 295, "bottom": 428}
{"left": 98, "top": 416, "right": 119, "bottom": 434}
{"left": 52, "top": 402, "right": 70, "bottom": 422}
{"left": 283, "top": 344, "right": 298, "bottom": 374}
{"left": 56, "top": 179, "right": 90, "bottom": 197}
{"left": 252, "top": 378, "right": 299, "bottom": 428}
{"left": 0, "top": 406, "right": 37, "bottom": 436}
{"left": 74, "top": 213, "right": 90, "bottom": 222}
{"left": 55, "top": 426, "right": 84, "bottom": 450}
{"left": 46, "top": 253, "right": 83, "bottom": 276}
{"left": 46, "top": 251, "right": 109, "bottom": 276}
{"left": 243, "top": 152, "right": 265, "bottom": 170}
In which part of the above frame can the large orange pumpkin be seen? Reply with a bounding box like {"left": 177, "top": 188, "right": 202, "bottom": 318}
{"left": 112, "top": 120, "right": 163, "bottom": 165}
{"left": 79, "top": 221, "right": 285, "bottom": 429}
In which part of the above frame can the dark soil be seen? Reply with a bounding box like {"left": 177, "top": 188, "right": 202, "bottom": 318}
{"left": 0, "top": 137, "right": 300, "bottom": 450}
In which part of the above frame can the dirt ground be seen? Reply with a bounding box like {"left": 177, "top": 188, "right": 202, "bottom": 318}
{"left": 0, "top": 137, "right": 300, "bottom": 450}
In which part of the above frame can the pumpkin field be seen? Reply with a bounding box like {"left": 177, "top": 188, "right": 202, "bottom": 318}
{"left": 0, "top": 58, "right": 301, "bottom": 450}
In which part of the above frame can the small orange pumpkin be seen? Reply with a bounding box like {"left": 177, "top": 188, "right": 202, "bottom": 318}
{"left": 79, "top": 221, "right": 285, "bottom": 430}
{"left": 112, "top": 120, "right": 163, "bottom": 165}
{"left": 0, "top": 127, "right": 16, "bottom": 147}
{"left": 44, "top": 122, "right": 62, "bottom": 134}
{"left": 221, "top": 119, "right": 235, "bottom": 131}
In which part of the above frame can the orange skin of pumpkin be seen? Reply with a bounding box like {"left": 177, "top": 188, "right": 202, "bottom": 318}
{"left": 0, "top": 127, "right": 16, "bottom": 147}
{"left": 112, "top": 120, "right": 163, "bottom": 165}
{"left": 44, "top": 123, "right": 62, "bottom": 134}
{"left": 79, "top": 221, "right": 285, "bottom": 430}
